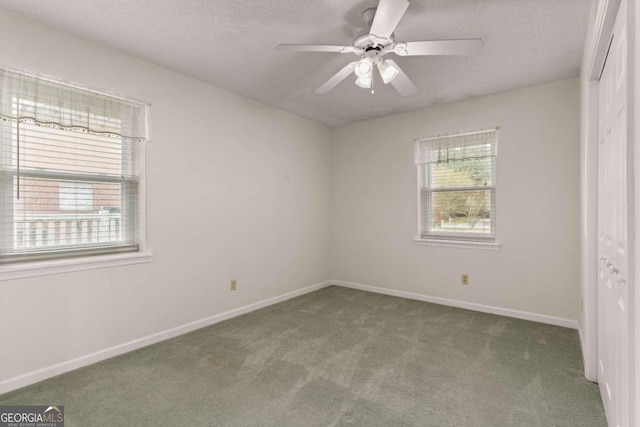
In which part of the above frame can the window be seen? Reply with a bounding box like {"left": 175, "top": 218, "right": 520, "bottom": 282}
{"left": 415, "top": 128, "right": 498, "bottom": 247}
{"left": 0, "top": 68, "right": 149, "bottom": 263}
{"left": 59, "top": 182, "right": 93, "bottom": 211}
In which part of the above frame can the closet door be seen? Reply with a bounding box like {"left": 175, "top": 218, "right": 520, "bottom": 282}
{"left": 597, "top": 1, "right": 630, "bottom": 426}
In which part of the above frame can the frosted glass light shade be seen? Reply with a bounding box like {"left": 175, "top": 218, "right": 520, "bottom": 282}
{"left": 377, "top": 60, "right": 400, "bottom": 84}
{"left": 355, "top": 75, "right": 372, "bottom": 88}
{"left": 354, "top": 57, "right": 373, "bottom": 77}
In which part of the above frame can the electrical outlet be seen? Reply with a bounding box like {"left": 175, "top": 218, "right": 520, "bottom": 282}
{"left": 461, "top": 274, "right": 469, "bottom": 285}
{"left": 230, "top": 280, "right": 237, "bottom": 291}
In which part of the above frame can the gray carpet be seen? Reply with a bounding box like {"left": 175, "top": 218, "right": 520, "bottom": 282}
{"left": 0, "top": 286, "right": 605, "bottom": 426}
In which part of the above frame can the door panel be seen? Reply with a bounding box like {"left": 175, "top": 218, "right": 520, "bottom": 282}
{"left": 597, "top": 1, "right": 629, "bottom": 426}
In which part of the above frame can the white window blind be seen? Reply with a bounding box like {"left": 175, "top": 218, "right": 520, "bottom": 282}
{"left": 59, "top": 182, "right": 93, "bottom": 211}
{"left": 0, "top": 68, "right": 148, "bottom": 262}
{"left": 415, "top": 128, "right": 497, "bottom": 241}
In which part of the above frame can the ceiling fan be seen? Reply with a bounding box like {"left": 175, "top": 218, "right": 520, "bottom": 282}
{"left": 275, "top": 0, "right": 483, "bottom": 96}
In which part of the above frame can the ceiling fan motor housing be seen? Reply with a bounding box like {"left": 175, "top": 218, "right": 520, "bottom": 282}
{"left": 353, "top": 32, "right": 394, "bottom": 51}
{"left": 354, "top": 8, "right": 395, "bottom": 51}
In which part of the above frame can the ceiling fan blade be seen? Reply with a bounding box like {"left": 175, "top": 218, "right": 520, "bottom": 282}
{"left": 394, "top": 39, "right": 484, "bottom": 56}
{"left": 369, "top": 0, "right": 410, "bottom": 41}
{"left": 275, "top": 44, "right": 357, "bottom": 53}
{"left": 386, "top": 60, "right": 417, "bottom": 96}
{"left": 315, "top": 63, "right": 356, "bottom": 94}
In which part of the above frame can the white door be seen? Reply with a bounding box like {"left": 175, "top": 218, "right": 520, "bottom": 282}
{"left": 597, "top": 1, "right": 630, "bottom": 426}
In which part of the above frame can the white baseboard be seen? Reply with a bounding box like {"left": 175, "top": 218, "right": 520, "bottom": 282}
{"left": 0, "top": 280, "right": 333, "bottom": 395}
{"left": 332, "top": 280, "right": 579, "bottom": 330}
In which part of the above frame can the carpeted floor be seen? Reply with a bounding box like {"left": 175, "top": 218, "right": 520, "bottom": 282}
{"left": 0, "top": 286, "right": 605, "bottom": 426}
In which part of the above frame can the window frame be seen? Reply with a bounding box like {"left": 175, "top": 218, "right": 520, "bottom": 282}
{"left": 0, "top": 70, "right": 151, "bottom": 279}
{"left": 414, "top": 129, "right": 500, "bottom": 250}
{"left": 0, "top": 140, "right": 150, "bottom": 279}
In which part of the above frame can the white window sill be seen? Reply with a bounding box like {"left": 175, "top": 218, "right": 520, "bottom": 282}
{"left": 413, "top": 238, "right": 501, "bottom": 251}
{"left": 0, "top": 251, "right": 153, "bottom": 281}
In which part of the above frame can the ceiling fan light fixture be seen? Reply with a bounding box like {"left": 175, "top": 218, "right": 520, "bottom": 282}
{"left": 277, "top": 0, "right": 482, "bottom": 97}
{"left": 354, "top": 57, "right": 374, "bottom": 77}
{"left": 355, "top": 75, "right": 372, "bottom": 89}
{"left": 377, "top": 60, "right": 400, "bottom": 84}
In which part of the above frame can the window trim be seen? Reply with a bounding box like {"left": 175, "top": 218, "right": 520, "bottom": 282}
{"left": 413, "top": 237, "right": 501, "bottom": 251}
{"left": 414, "top": 128, "right": 499, "bottom": 248}
{"left": 0, "top": 67, "right": 151, "bottom": 268}
{"left": 0, "top": 250, "right": 153, "bottom": 281}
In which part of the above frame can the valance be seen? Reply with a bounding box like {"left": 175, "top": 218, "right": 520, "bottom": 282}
{"left": 415, "top": 128, "right": 497, "bottom": 164}
{"left": 0, "top": 68, "right": 148, "bottom": 141}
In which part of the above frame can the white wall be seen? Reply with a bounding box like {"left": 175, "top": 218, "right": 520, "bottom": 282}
{"left": 332, "top": 78, "right": 581, "bottom": 322}
{"left": 0, "top": 10, "right": 332, "bottom": 385}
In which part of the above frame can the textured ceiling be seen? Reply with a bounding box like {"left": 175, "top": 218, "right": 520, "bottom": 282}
{"left": 0, "top": 0, "right": 590, "bottom": 127}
